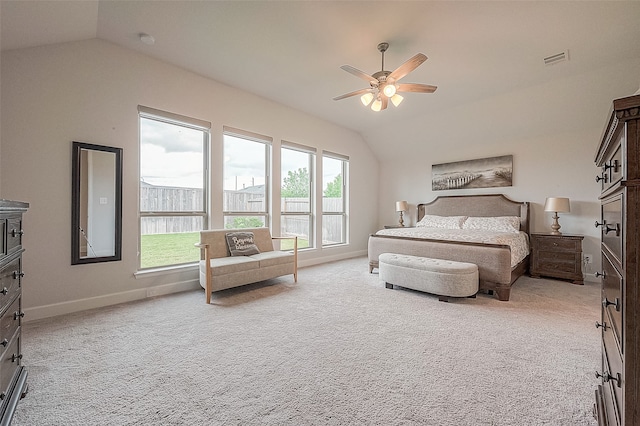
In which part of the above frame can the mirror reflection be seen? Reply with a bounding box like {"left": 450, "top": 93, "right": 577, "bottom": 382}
{"left": 72, "top": 142, "right": 122, "bottom": 264}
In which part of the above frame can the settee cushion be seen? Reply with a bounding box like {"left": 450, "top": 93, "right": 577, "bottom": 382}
{"left": 225, "top": 231, "right": 261, "bottom": 256}
{"left": 250, "top": 251, "right": 294, "bottom": 267}
{"left": 208, "top": 256, "right": 259, "bottom": 276}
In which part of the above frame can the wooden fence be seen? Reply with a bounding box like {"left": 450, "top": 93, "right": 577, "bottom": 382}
{"left": 141, "top": 184, "right": 344, "bottom": 243}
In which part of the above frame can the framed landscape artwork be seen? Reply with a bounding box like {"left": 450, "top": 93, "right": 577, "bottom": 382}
{"left": 432, "top": 155, "right": 513, "bottom": 191}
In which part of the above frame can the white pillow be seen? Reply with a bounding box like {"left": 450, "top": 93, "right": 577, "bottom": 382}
{"left": 416, "top": 214, "right": 467, "bottom": 229}
{"left": 462, "top": 216, "right": 521, "bottom": 233}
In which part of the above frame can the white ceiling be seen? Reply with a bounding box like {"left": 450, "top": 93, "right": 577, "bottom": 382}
{"left": 3, "top": 1, "right": 640, "bottom": 147}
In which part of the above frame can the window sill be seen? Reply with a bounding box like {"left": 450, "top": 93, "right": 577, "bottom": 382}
{"left": 134, "top": 262, "right": 198, "bottom": 279}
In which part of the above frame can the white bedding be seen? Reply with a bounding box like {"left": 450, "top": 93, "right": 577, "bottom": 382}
{"left": 375, "top": 227, "right": 530, "bottom": 268}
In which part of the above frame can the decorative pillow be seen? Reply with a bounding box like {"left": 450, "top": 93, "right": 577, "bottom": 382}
{"left": 462, "top": 216, "right": 521, "bottom": 233}
{"left": 225, "top": 232, "right": 261, "bottom": 256}
{"left": 416, "top": 214, "right": 467, "bottom": 229}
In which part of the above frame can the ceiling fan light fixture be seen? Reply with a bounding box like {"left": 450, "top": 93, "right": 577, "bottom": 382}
{"left": 360, "top": 92, "right": 374, "bottom": 106}
{"left": 391, "top": 94, "right": 404, "bottom": 107}
{"left": 371, "top": 98, "right": 382, "bottom": 112}
{"left": 383, "top": 84, "right": 397, "bottom": 98}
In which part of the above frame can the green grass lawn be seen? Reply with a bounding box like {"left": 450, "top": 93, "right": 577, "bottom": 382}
{"left": 140, "top": 232, "right": 200, "bottom": 269}
{"left": 140, "top": 232, "right": 309, "bottom": 269}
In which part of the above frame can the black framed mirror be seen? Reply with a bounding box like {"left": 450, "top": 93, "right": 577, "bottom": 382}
{"left": 71, "top": 141, "right": 123, "bottom": 264}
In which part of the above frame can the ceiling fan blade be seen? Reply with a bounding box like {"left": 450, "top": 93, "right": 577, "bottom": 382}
{"left": 333, "top": 88, "right": 372, "bottom": 101}
{"left": 388, "top": 53, "right": 427, "bottom": 82}
{"left": 396, "top": 83, "right": 438, "bottom": 93}
{"left": 340, "top": 65, "right": 377, "bottom": 84}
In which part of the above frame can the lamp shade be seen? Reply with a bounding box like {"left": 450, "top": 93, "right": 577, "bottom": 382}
{"left": 396, "top": 201, "right": 408, "bottom": 212}
{"left": 544, "top": 197, "right": 570, "bottom": 213}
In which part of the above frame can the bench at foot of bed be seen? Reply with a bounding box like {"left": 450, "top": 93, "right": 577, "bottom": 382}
{"left": 379, "top": 253, "right": 478, "bottom": 302}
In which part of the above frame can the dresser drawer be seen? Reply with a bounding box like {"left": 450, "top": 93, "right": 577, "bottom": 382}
{"left": 0, "top": 297, "right": 20, "bottom": 348}
{"left": 0, "top": 259, "right": 21, "bottom": 313}
{"left": 601, "top": 195, "right": 623, "bottom": 264}
{"left": 602, "top": 325, "right": 623, "bottom": 424}
{"left": 598, "top": 131, "right": 624, "bottom": 193}
{"left": 5, "top": 216, "right": 23, "bottom": 257}
{"left": 601, "top": 253, "right": 623, "bottom": 352}
{"left": 0, "top": 329, "right": 20, "bottom": 404}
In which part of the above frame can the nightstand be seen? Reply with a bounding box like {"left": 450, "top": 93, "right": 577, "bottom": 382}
{"left": 529, "top": 233, "right": 584, "bottom": 284}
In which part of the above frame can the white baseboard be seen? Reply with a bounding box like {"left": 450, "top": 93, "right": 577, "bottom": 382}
{"left": 24, "top": 279, "right": 201, "bottom": 322}
{"left": 298, "top": 249, "right": 367, "bottom": 268}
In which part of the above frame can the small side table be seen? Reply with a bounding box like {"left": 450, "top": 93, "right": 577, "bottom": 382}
{"left": 530, "top": 233, "right": 584, "bottom": 284}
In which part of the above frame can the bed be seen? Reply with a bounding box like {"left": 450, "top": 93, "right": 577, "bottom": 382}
{"left": 368, "top": 194, "right": 530, "bottom": 301}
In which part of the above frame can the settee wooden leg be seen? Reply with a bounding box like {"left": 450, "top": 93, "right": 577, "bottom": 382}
{"left": 385, "top": 282, "right": 393, "bottom": 289}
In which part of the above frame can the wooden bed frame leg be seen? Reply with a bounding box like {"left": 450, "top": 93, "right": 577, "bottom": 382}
{"left": 496, "top": 288, "right": 511, "bottom": 301}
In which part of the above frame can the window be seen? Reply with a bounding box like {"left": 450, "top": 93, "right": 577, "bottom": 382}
{"left": 223, "top": 127, "right": 271, "bottom": 229}
{"left": 138, "top": 106, "right": 209, "bottom": 269}
{"left": 322, "top": 152, "right": 348, "bottom": 246}
{"left": 281, "top": 142, "right": 315, "bottom": 249}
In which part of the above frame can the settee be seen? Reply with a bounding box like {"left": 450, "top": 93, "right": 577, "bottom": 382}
{"left": 195, "top": 228, "right": 298, "bottom": 303}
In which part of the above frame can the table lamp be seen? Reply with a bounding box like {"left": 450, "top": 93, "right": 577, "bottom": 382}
{"left": 544, "top": 197, "right": 570, "bottom": 235}
{"left": 396, "top": 201, "right": 408, "bottom": 227}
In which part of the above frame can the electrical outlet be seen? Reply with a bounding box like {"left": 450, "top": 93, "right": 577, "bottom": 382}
{"left": 584, "top": 254, "right": 593, "bottom": 264}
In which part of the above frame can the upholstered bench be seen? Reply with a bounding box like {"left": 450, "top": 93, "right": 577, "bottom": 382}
{"left": 379, "top": 253, "right": 478, "bottom": 302}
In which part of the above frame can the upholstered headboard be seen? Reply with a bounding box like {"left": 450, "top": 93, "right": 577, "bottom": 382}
{"left": 417, "top": 194, "right": 530, "bottom": 234}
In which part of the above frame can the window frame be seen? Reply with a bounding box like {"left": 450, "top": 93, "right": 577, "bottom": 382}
{"left": 281, "top": 141, "right": 315, "bottom": 249}
{"left": 138, "top": 106, "right": 210, "bottom": 270}
{"left": 222, "top": 126, "right": 272, "bottom": 229}
{"left": 322, "top": 151, "right": 349, "bottom": 247}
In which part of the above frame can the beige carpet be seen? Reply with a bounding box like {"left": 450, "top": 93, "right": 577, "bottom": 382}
{"left": 13, "top": 257, "right": 599, "bottom": 425}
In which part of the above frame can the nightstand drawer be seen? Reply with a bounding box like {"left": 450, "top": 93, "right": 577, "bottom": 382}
{"left": 536, "top": 251, "right": 581, "bottom": 274}
{"left": 535, "top": 236, "right": 581, "bottom": 252}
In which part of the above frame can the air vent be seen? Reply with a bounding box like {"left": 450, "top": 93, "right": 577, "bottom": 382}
{"left": 544, "top": 50, "right": 569, "bottom": 66}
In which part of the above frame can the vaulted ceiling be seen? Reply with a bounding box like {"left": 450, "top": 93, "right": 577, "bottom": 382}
{"left": 3, "top": 1, "right": 640, "bottom": 158}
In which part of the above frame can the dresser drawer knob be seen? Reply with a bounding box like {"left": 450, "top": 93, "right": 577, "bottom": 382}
{"left": 596, "top": 371, "right": 621, "bottom": 387}
{"left": 10, "top": 229, "right": 24, "bottom": 238}
{"left": 13, "top": 311, "right": 24, "bottom": 320}
{"left": 595, "top": 175, "right": 607, "bottom": 183}
{"left": 602, "top": 297, "right": 620, "bottom": 311}
{"left": 11, "top": 354, "right": 22, "bottom": 363}
{"left": 604, "top": 223, "right": 620, "bottom": 236}
{"left": 0, "top": 287, "right": 7, "bottom": 295}
{"left": 595, "top": 321, "right": 608, "bottom": 331}
{"left": 0, "top": 339, "right": 7, "bottom": 347}
{"left": 595, "top": 221, "right": 605, "bottom": 228}
{"left": 595, "top": 271, "right": 606, "bottom": 279}
{"left": 12, "top": 271, "right": 24, "bottom": 279}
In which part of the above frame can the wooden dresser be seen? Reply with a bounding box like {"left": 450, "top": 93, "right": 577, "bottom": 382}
{"left": 0, "top": 200, "right": 28, "bottom": 424}
{"left": 593, "top": 94, "right": 640, "bottom": 425}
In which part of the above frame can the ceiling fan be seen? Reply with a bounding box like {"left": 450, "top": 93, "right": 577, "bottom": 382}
{"left": 333, "top": 42, "right": 437, "bottom": 111}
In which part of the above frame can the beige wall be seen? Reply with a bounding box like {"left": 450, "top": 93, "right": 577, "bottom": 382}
{"left": 1, "top": 39, "right": 379, "bottom": 320}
